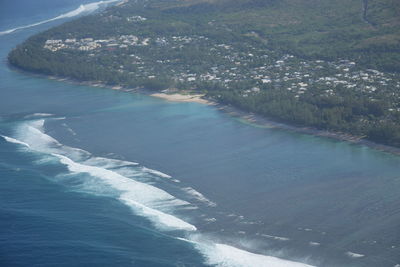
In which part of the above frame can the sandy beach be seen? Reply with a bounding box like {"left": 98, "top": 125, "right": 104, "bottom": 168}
{"left": 12, "top": 67, "right": 400, "bottom": 156}
{"left": 150, "top": 93, "right": 214, "bottom": 105}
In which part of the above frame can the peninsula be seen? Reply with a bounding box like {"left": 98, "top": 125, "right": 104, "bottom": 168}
{"left": 8, "top": 0, "right": 400, "bottom": 148}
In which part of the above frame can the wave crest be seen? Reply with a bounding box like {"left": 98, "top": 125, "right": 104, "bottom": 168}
{"left": 3, "top": 118, "right": 316, "bottom": 266}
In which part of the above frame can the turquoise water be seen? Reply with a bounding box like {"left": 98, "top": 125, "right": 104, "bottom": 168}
{"left": 1, "top": 1, "right": 400, "bottom": 266}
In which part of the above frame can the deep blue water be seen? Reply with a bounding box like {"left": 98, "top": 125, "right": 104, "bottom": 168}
{"left": 1, "top": 1, "right": 400, "bottom": 267}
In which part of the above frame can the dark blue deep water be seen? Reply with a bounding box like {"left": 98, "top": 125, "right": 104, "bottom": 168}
{"left": 1, "top": 1, "right": 400, "bottom": 267}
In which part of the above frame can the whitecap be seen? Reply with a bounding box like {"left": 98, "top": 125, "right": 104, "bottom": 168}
{"left": 346, "top": 251, "right": 365, "bottom": 258}
{"left": 84, "top": 156, "right": 139, "bottom": 169}
{"left": 177, "top": 237, "right": 315, "bottom": 267}
{"left": 1, "top": 135, "right": 30, "bottom": 148}
{"left": 260, "top": 234, "right": 290, "bottom": 242}
{"left": 120, "top": 197, "right": 196, "bottom": 232}
{"left": 141, "top": 166, "right": 173, "bottom": 179}
{"left": 8, "top": 119, "right": 317, "bottom": 266}
{"left": 202, "top": 243, "right": 314, "bottom": 267}
{"left": 53, "top": 153, "right": 196, "bottom": 231}
{"left": 16, "top": 119, "right": 91, "bottom": 161}
{"left": 61, "top": 123, "right": 77, "bottom": 136}
{"left": 24, "top": 113, "right": 54, "bottom": 119}
{"left": 183, "top": 187, "right": 217, "bottom": 207}
{"left": 10, "top": 119, "right": 196, "bottom": 232}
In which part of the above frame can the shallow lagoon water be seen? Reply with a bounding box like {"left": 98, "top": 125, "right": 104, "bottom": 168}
{"left": 1, "top": 1, "right": 400, "bottom": 266}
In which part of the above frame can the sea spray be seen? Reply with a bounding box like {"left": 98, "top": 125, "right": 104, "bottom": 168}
{"left": 2, "top": 119, "right": 317, "bottom": 266}
{"left": 176, "top": 236, "right": 315, "bottom": 267}
{"left": 10, "top": 120, "right": 197, "bottom": 232}
{"left": 54, "top": 153, "right": 197, "bottom": 231}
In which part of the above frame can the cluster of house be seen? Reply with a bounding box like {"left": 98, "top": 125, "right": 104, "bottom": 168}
{"left": 126, "top": 15, "right": 147, "bottom": 22}
{"left": 43, "top": 35, "right": 150, "bottom": 52}
{"left": 256, "top": 57, "right": 400, "bottom": 100}
{"left": 128, "top": 34, "right": 400, "bottom": 105}
{"left": 166, "top": 45, "right": 399, "bottom": 104}
{"left": 43, "top": 32, "right": 400, "bottom": 111}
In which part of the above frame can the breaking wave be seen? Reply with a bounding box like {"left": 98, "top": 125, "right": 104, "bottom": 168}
{"left": 0, "top": 0, "right": 121, "bottom": 36}
{"left": 178, "top": 237, "right": 315, "bottom": 267}
{"left": 23, "top": 113, "right": 54, "bottom": 119}
{"left": 141, "top": 166, "right": 173, "bottom": 179}
{"left": 1, "top": 135, "right": 30, "bottom": 148}
{"left": 4, "top": 119, "right": 196, "bottom": 232}
{"left": 183, "top": 187, "right": 217, "bottom": 207}
{"left": 54, "top": 153, "right": 196, "bottom": 231}
{"left": 2, "top": 118, "right": 316, "bottom": 266}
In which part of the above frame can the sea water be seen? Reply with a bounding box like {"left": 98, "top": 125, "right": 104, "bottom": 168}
{"left": 1, "top": 1, "right": 400, "bottom": 266}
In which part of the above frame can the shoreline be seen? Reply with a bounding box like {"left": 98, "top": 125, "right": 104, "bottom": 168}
{"left": 8, "top": 66, "right": 400, "bottom": 156}
{"left": 134, "top": 84, "right": 400, "bottom": 156}
{"left": 213, "top": 104, "right": 400, "bottom": 156}
{"left": 146, "top": 89, "right": 400, "bottom": 156}
{"left": 150, "top": 92, "right": 214, "bottom": 105}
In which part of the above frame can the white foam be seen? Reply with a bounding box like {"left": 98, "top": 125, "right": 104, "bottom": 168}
{"left": 141, "top": 167, "right": 172, "bottom": 179}
{"left": 9, "top": 119, "right": 316, "bottom": 266}
{"left": 260, "top": 234, "right": 290, "bottom": 242}
{"left": 183, "top": 187, "right": 217, "bottom": 207}
{"left": 54, "top": 153, "right": 196, "bottom": 231}
{"left": 62, "top": 123, "right": 77, "bottom": 136}
{"left": 1, "top": 135, "right": 30, "bottom": 148}
{"left": 346, "top": 251, "right": 365, "bottom": 258}
{"left": 0, "top": 0, "right": 120, "bottom": 35}
{"left": 25, "top": 120, "right": 60, "bottom": 148}
{"left": 10, "top": 119, "right": 196, "bottom": 232}
{"left": 241, "top": 221, "right": 258, "bottom": 225}
{"left": 309, "top": 242, "right": 320, "bottom": 246}
{"left": 180, "top": 206, "right": 199, "bottom": 210}
{"left": 107, "top": 166, "right": 145, "bottom": 179}
{"left": 24, "top": 113, "right": 54, "bottom": 119}
{"left": 16, "top": 120, "right": 90, "bottom": 161}
{"left": 121, "top": 197, "right": 196, "bottom": 232}
{"left": 84, "top": 156, "right": 139, "bottom": 169}
{"left": 177, "top": 237, "right": 315, "bottom": 267}
{"left": 203, "top": 243, "right": 314, "bottom": 267}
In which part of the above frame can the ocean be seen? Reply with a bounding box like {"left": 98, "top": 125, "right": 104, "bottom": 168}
{"left": 1, "top": 1, "right": 400, "bottom": 266}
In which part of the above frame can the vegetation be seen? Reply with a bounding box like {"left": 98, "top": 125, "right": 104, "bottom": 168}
{"left": 8, "top": 0, "right": 400, "bottom": 147}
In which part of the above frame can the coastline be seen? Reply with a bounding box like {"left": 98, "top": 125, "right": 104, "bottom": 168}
{"left": 140, "top": 89, "right": 400, "bottom": 156}
{"left": 6, "top": 67, "right": 400, "bottom": 266}
{"left": 150, "top": 92, "right": 214, "bottom": 105}
{"left": 4, "top": 1, "right": 400, "bottom": 266}
{"left": 145, "top": 88, "right": 400, "bottom": 156}
{"left": 9, "top": 66, "right": 400, "bottom": 156}
{"left": 213, "top": 103, "right": 400, "bottom": 156}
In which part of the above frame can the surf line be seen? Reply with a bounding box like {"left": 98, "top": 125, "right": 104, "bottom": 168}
{"left": 0, "top": 0, "right": 121, "bottom": 36}
{"left": 1, "top": 119, "right": 316, "bottom": 267}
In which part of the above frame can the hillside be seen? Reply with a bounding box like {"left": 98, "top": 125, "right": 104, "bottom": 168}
{"left": 8, "top": 0, "right": 400, "bottom": 147}
{"left": 156, "top": 0, "right": 400, "bottom": 71}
